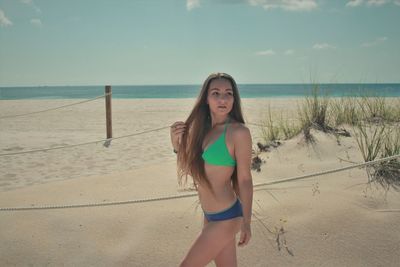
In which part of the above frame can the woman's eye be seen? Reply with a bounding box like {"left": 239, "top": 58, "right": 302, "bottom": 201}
{"left": 211, "top": 91, "right": 233, "bottom": 97}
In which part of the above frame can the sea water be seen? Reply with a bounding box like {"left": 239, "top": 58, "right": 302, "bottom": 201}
{"left": 1, "top": 83, "right": 400, "bottom": 100}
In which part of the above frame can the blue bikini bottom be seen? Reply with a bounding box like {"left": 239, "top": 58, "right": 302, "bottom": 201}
{"left": 203, "top": 198, "right": 243, "bottom": 222}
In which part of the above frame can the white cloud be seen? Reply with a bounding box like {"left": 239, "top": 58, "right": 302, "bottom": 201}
{"left": 366, "top": 0, "right": 387, "bottom": 6}
{"left": 284, "top": 49, "right": 294, "bottom": 55}
{"left": 346, "top": 0, "right": 400, "bottom": 7}
{"left": 21, "top": 0, "right": 41, "bottom": 13}
{"left": 248, "top": 0, "right": 318, "bottom": 11}
{"left": 313, "top": 43, "right": 336, "bottom": 50}
{"left": 256, "top": 49, "right": 276, "bottom": 56}
{"left": 187, "top": 0, "right": 201, "bottom": 10}
{"left": 30, "top": 18, "right": 42, "bottom": 27}
{"left": 346, "top": 0, "right": 364, "bottom": 7}
{"left": 0, "top": 9, "right": 13, "bottom": 27}
{"left": 186, "top": 0, "right": 317, "bottom": 11}
{"left": 361, "top": 36, "right": 388, "bottom": 47}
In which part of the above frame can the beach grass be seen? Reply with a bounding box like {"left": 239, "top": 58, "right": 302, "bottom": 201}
{"left": 260, "top": 104, "right": 280, "bottom": 143}
{"left": 395, "top": 98, "right": 400, "bottom": 121}
{"left": 372, "top": 126, "right": 400, "bottom": 191}
{"left": 328, "top": 93, "right": 400, "bottom": 127}
{"left": 299, "top": 85, "right": 331, "bottom": 131}
{"left": 278, "top": 113, "right": 302, "bottom": 140}
{"left": 330, "top": 97, "right": 360, "bottom": 126}
{"left": 358, "top": 95, "right": 396, "bottom": 124}
{"left": 259, "top": 108, "right": 302, "bottom": 143}
{"left": 353, "top": 123, "right": 387, "bottom": 181}
{"left": 258, "top": 84, "right": 399, "bottom": 191}
{"left": 296, "top": 85, "right": 333, "bottom": 143}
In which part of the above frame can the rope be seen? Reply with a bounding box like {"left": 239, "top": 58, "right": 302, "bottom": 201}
{"left": 247, "top": 122, "right": 265, "bottom": 127}
{"left": 375, "top": 209, "right": 400, "bottom": 212}
{"left": 0, "top": 121, "right": 273, "bottom": 156}
{"left": 253, "top": 154, "right": 400, "bottom": 188}
{"left": 1, "top": 153, "right": 398, "bottom": 212}
{"left": 0, "top": 193, "right": 197, "bottom": 211}
{"left": 247, "top": 120, "right": 299, "bottom": 128}
{"left": 0, "top": 126, "right": 171, "bottom": 156}
{"left": 0, "top": 93, "right": 111, "bottom": 119}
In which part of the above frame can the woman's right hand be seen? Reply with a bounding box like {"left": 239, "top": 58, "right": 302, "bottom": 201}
{"left": 170, "top": 121, "right": 186, "bottom": 151}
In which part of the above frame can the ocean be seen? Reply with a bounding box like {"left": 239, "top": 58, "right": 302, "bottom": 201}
{"left": 1, "top": 84, "right": 400, "bottom": 100}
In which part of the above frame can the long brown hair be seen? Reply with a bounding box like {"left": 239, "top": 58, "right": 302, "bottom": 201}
{"left": 177, "top": 72, "right": 245, "bottom": 193}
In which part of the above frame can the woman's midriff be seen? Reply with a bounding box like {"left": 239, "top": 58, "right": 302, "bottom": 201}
{"left": 198, "top": 164, "right": 236, "bottom": 213}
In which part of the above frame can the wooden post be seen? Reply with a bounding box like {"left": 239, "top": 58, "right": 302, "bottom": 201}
{"left": 105, "top": 85, "right": 112, "bottom": 139}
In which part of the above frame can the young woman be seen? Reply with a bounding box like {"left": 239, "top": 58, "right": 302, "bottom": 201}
{"left": 170, "top": 72, "right": 253, "bottom": 267}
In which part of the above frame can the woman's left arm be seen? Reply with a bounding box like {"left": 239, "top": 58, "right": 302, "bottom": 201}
{"left": 233, "top": 126, "right": 253, "bottom": 247}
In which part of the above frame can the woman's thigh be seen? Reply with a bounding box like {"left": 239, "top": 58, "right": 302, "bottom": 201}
{"left": 180, "top": 217, "right": 241, "bottom": 267}
{"left": 214, "top": 237, "right": 237, "bottom": 267}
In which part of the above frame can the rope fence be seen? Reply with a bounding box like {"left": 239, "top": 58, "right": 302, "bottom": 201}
{"left": 0, "top": 123, "right": 263, "bottom": 157}
{"left": 253, "top": 154, "right": 400, "bottom": 188}
{"left": 0, "top": 126, "right": 266, "bottom": 157}
{"left": 0, "top": 88, "right": 264, "bottom": 156}
{"left": 1, "top": 153, "right": 398, "bottom": 212}
{"left": 1, "top": 88, "right": 398, "bottom": 212}
{"left": 0, "top": 84, "right": 271, "bottom": 156}
{"left": 0, "top": 126, "right": 171, "bottom": 156}
{"left": 0, "top": 93, "right": 111, "bottom": 120}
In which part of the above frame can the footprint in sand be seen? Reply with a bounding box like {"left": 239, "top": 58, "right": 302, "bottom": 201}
{"left": 297, "top": 164, "right": 305, "bottom": 172}
{"left": 321, "top": 232, "right": 329, "bottom": 240}
{"left": 2, "top": 146, "right": 24, "bottom": 151}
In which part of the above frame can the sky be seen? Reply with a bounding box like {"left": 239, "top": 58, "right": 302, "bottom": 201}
{"left": 0, "top": 0, "right": 399, "bottom": 86}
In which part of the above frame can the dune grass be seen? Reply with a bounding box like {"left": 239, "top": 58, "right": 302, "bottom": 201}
{"left": 278, "top": 113, "right": 302, "bottom": 140}
{"left": 258, "top": 84, "right": 400, "bottom": 191}
{"left": 358, "top": 95, "right": 398, "bottom": 123}
{"left": 330, "top": 97, "right": 360, "bottom": 126}
{"left": 372, "top": 126, "right": 400, "bottom": 191}
{"left": 353, "top": 123, "right": 387, "bottom": 182}
{"left": 299, "top": 85, "right": 331, "bottom": 132}
{"left": 260, "top": 106, "right": 302, "bottom": 143}
{"left": 394, "top": 98, "right": 400, "bottom": 121}
{"left": 260, "top": 104, "right": 280, "bottom": 143}
{"left": 353, "top": 123, "right": 400, "bottom": 191}
{"left": 328, "top": 94, "right": 400, "bottom": 127}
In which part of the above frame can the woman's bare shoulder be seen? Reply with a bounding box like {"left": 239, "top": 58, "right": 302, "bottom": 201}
{"left": 229, "top": 121, "right": 252, "bottom": 155}
{"left": 230, "top": 120, "right": 251, "bottom": 138}
{"left": 230, "top": 119, "right": 248, "bottom": 129}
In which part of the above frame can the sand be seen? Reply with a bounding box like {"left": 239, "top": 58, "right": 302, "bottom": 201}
{"left": 0, "top": 98, "right": 399, "bottom": 266}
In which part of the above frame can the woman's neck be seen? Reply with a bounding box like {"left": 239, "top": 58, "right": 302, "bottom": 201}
{"left": 210, "top": 115, "right": 230, "bottom": 128}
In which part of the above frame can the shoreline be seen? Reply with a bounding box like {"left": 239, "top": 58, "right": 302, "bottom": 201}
{"left": 2, "top": 83, "right": 400, "bottom": 100}
{"left": 1, "top": 95, "right": 400, "bottom": 100}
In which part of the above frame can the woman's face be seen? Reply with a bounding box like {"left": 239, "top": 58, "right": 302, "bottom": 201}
{"left": 206, "top": 78, "right": 234, "bottom": 116}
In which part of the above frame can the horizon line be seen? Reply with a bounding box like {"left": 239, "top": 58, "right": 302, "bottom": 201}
{"left": 2, "top": 82, "right": 400, "bottom": 88}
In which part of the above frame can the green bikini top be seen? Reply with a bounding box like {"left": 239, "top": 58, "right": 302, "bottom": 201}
{"left": 202, "top": 117, "right": 237, "bottom": 167}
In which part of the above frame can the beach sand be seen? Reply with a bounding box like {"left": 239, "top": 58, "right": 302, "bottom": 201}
{"left": 0, "top": 98, "right": 399, "bottom": 266}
